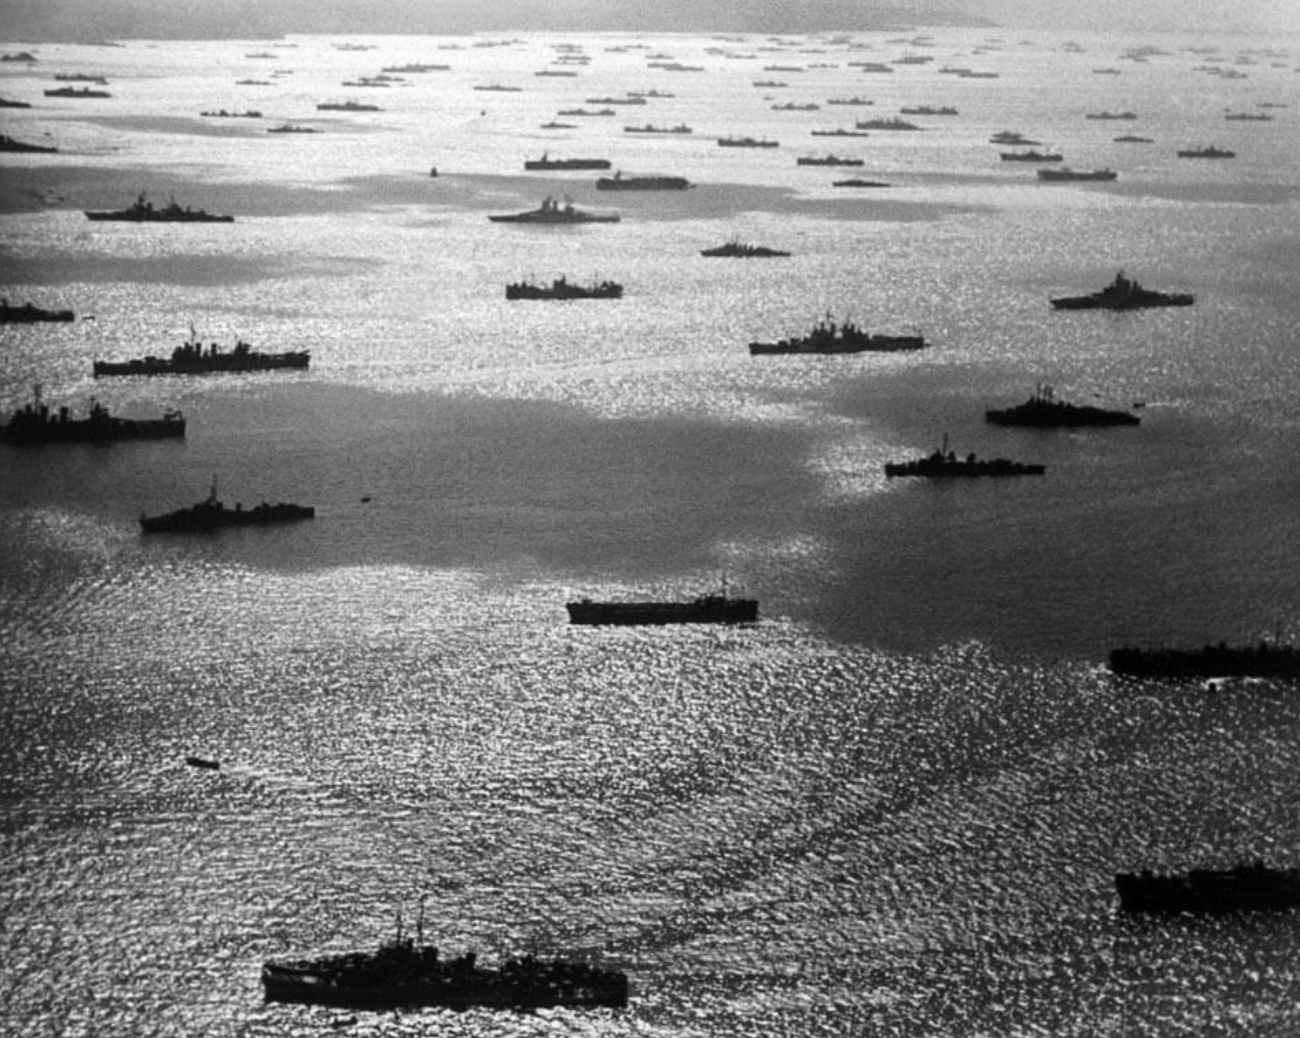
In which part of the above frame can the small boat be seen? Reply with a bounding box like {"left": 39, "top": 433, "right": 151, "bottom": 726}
{"left": 185, "top": 756, "right": 221, "bottom": 770}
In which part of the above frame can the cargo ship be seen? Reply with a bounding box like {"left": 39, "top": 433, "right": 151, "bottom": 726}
{"left": 93, "top": 334, "right": 309, "bottom": 376}
{"left": 1116, "top": 862, "right": 1300, "bottom": 913}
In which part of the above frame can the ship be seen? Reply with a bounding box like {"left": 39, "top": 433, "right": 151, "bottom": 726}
{"left": 1115, "top": 862, "right": 1300, "bottom": 913}
{"left": 140, "top": 480, "right": 314, "bottom": 533}
{"left": 796, "top": 155, "right": 864, "bottom": 166}
{"left": 1050, "top": 270, "right": 1194, "bottom": 310}
{"left": 1107, "top": 640, "right": 1300, "bottom": 680}
{"left": 0, "top": 134, "right": 58, "bottom": 154}
{"left": 84, "top": 192, "right": 234, "bottom": 223}
{"left": 524, "top": 154, "right": 612, "bottom": 171}
{"left": 832, "top": 179, "right": 891, "bottom": 187}
{"left": 487, "top": 197, "right": 620, "bottom": 224}
{"left": 826, "top": 97, "right": 875, "bottom": 106}
{"left": 44, "top": 85, "right": 111, "bottom": 98}
{"left": 884, "top": 436, "right": 1045, "bottom": 478}
{"left": 262, "top": 931, "right": 628, "bottom": 1011}
{"left": 810, "top": 128, "right": 872, "bottom": 138}
{"left": 623, "top": 123, "right": 692, "bottom": 134}
{"left": 985, "top": 384, "right": 1140, "bottom": 427}
{"left": 855, "top": 117, "right": 922, "bottom": 131}
{"left": 1037, "top": 167, "right": 1117, "bottom": 182}
{"left": 989, "top": 131, "right": 1041, "bottom": 146}
{"left": 1085, "top": 110, "right": 1137, "bottom": 120}
{"left": 316, "top": 100, "right": 381, "bottom": 112}
{"left": 749, "top": 317, "right": 924, "bottom": 355}
{"left": 557, "top": 107, "right": 615, "bottom": 117}
{"left": 1, "top": 299, "right": 74, "bottom": 322}
{"left": 267, "top": 125, "right": 320, "bottom": 134}
{"left": 900, "top": 105, "right": 958, "bottom": 115}
{"left": 567, "top": 587, "right": 758, "bottom": 625}
{"left": 1176, "top": 145, "right": 1235, "bottom": 158}
{"left": 700, "top": 240, "right": 790, "bottom": 258}
{"left": 717, "top": 136, "right": 779, "bottom": 148}
{"left": 505, "top": 276, "right": 623, "bottom": 300}
{"left": 93, "top": 334, "right": 310, "bottom": 376}
{"left": 1113, "top": 135, "right": 1154, "bottom": 143}
{"left": 595, "top": 172, "right": 692, "bottom": 190}
{"left": 1225, "top": 112, "right": 1272, "bottom": 121}
{"left": 1000, "top": 150, "right": 1063, "bottom": 162}
{"left": 2, "top": 389, "right": 184, "bottom": 445}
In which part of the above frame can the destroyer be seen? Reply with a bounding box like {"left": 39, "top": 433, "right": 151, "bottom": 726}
{"left": 262, "top": 931, "right": 628, "bottom": 1011}
{"left": 94, "top": 334, "right": 310, "bottom": 376}
{"left": 84, "top": 192, "right": 234, "bottom": 223}
{"left": 1108, "top": 640, "right": 1300, "bottom": 680}
{"left": 567, "top": 586, "right": 757, "bottom": 625}
{"left": 3, "top": 389, "right": 184, "bottom": 444}
{"left": 749, "top": 317, "right": 923, "bottom": 355}
{"left": 1116, "top": 862, "right": 1300, "bottom": 913}
{"left": 488, "top": 197, "right": 620, "bottom": 223}
{"left": 985, "top": 384, "right": 1140, "bottom": 427}
{"left": 140, "top": 480, "right": 313, "bottom": 533}
{"left": 506, "top": 276, "right": 622, "bottom": 300}
{"left": 885, "top": 436, "right": 1044, "bottom": 478}
{"left": 1051, "top": 270, "right": 1193, "bottom": 310}
{"left": 701, "top": 240, "right": 790, "bottom": 258}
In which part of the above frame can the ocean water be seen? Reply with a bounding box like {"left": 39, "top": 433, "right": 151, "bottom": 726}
{"left": 1, "top": 27, "right": 1299, "bottom": 1038}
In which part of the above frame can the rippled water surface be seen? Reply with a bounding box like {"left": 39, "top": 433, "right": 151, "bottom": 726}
{"left": 2, "top": 26, "right": 1300, "bottom": 1038}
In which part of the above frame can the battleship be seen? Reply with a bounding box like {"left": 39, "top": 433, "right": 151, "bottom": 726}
{"left": 140, "top": 481, "right": 314, "bottom": 533}
{"left": 523, "top": 154, "right": 611, "bottom": 171}
{"left": 749, "top": 317, "right": 924, "bottom": 355}
{"left": 1051, "top": 271, "right": 1193, "bottom": 310}
{"left": 2, "top": 390, "right": 184, "bottom": 445}
{"left": 488, "top": 197, "right": 620, "bottom": 223}
{"left": 985, "top": 384, "right": 1140, "bottom": 427}
{"left": 567, "top": 587, "right": 758, "bottom": 625}
{"left": 595, "top": 172, "right": 692, "bottom": 190}
{"left": 884, "top": 437, "right": 1045, "bottom": 478}
{"left": 1, "top": 299, "right": 74, "bottom": 322}
{"left": 1108, "top": 640, "right": 1300, "bottom": 680}
{"left": 505, "top": 276, "right": 623, "bottom": 300}
{"left": 700, "top": 240, "right": 790, "bottom": 258}
{"left": 1037, "top": 167, "right": 1118, "bottom": 182}
{"left": 84, "top": 192, "right": 234, "bottom": 223}
{"left": 262, "top": 931, "right": 629, "bottom": 1011}
{"left": 1115, "top": 862, "right": 1300, "bottom": 913}
{"left": 94, "top": 335, "right": 310, "bottom": 376}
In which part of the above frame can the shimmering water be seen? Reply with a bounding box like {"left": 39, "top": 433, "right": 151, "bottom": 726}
{"left": 2, "top": 27, "right": 1299, "bottom": 1038}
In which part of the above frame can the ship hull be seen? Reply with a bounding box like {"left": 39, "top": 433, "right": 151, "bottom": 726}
{"left": 140, "top": 504, "right": 314, "bottom": 534}
{"left": 1108, "top": 644, "right": 1300, "bottom": 680}
{"left": 985, "top": 404, "right": 1139, "bottom": 427}
{"left": 566, "top": 599, "right": 758, "bottom": 625}
{"left": 885, "top": 459, "right": 1045, "bottom": 477}
{"left": 3, "top": 417, "right": 185, "bottom": 444}
{"left": 750, "top": 336, "right": 923, "bottom": 355}
{"left": 1051, "top": 294, "right": 1193, "bottom": 310}
{"left": 1116, "top": 866, "right": 1300, "bottom": 913}
{"left": 1, "top": 303, "right": 74, "bottom": 322}
{"left": 93, "top": 354, "right": 309, "bottom": 376}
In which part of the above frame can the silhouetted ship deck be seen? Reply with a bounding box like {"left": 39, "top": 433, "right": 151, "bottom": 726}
{"left": 833, "top": 179, "right": 890, "bottom": 187}
{"left": 717, "top": 136, "right": 779, "bottom": 148}
{"left": 316, "top": 100, "right": 381, "bottom": 112}
{"left": 1176, "top": 145, "right": 1235, "bottom": 158}
{"left": 488, "top": 197, "right": 620, "bottom": 223}
{"left": 596, "top": 172, "right": 692, "bottom": 190}
{"left": 1, "top": 299, "right": 74, "bottom": 322}
{"left": 624, "top": 123, "right": 692, "bottom": 134}
{"left": 1108, "top": 641, "right": 1300, "bottom": 679}
{"left": 1000, "top": 150, "right": 1062, "bottom": 162}
{"left": 94, "top": 336, "right": 310, "bottom": 376}
{"left": 700, "top": 240, "right": 790, "bottom": 258}
{"left": 140, "top": 482, "right": 313, "bottom": 533}
{"left": 749, "top": 318, "right": 924, "bottom": 355}
{"left": 1085, "top": 110, "right": 1137, "bottom": 120}
{"left": 3, "top": 391, "right": 184, "bottom": 444}
{"left": 797, "top": 155, "right": 864, "bottom": 166}
{"left": 505, "top": 276, "right": 623, "bottom": 300}
{"left": 0, "top": 134, "right": 58, "bottom": 153}
{"left": 855, "top": 117, "right": 922, "bottom": 131}
{"left": 885, "top": 438, "right": 1044, "bottom": 478}
{"left": 1116, "top": 862, "right": 1300, "bottom": 913}
{"left": 523, "top": 154, "right": 612, "bottom": 171}
{"left": 1037, "top": 167, "right": 1117, "bottom": 182}
{"left": 84, "top": 193, "right": 234, "bottom": 223}
{"left": 44, "top": 85, "right": 110, "bottom": 98}
{"left": 900, "top": 106, "right": 958, "bottom": 115}
{"left": 567, "top": 590, "right": 758, "bottom": 625}
{"left": 262, "top": 934, "right": 629, "bottom": 1011}
{"left": 985, "top": 385, "right": 1140, "bottom": 427}
{"left": 1051, "top": 271, "right": 1193, "bottom": 310}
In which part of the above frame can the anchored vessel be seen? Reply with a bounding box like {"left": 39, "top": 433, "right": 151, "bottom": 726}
{"left": 3, "top": 390, "right": 184, "bottom": 444}
{"left": 749, "top": 317, "right": 924, "bottom": 355}
{"left": 262, "top": 933, "right": 629, "bottom": 1011}
{"left": 1108, "top": 641, "right": 1300, "bottom": 680}
{"left": 505, "top": 276, "right": 623, "bottom": 300}
{"left": 1116, "top": 862, "right": 1300, "bottom": 913}
{"left": 523, "top": 154, "right": 612, "bottom": 171}
{"left": 1, "top": 299, "right": 74, "bottom": 322}
{"left": 797, "top": 155, "right": 864, "bottom": 166}
{"left": 717, "top": 136, "right": 779, "bottom": 148}
{"left": 488, "top": 197, "right": 620, "bottom": 223}
{"left": 0, "top": 134, "right": 58, "bottom": 154}
{"left": 1000, "top": 150, "right": 1063, "bottom": 162}
{"left": 1037, "top": 167, "right": 1117, "bottom": 182}
{"left": 986, "top": 384, "right": 1140, "bottom": 427}
{"left": 93, "top": 335, "right": 310, "bottom": 376}
{"left": 596, "top": 172, "right": 692, "bottom": 190}
{"left": 1176, "top": 145, "right": 1235, "bottom": 158}
{"left": 567, "top": 588, "right": 758, "bottom": 625}
{"left": 885, "top": 437, "right": 1044, "bottom": 478}
{"left": 701, "top": 240, "right": 790, "bottom": 258}
{"left": 1051, "top": 271, "right": 1193, "bottom": 310}
{"left": 140, "top": 481, "right": 314, "bottom": 533}
{"left": 316, "top": 100, "right": 381, "bottom": 112}
{"left": 84, "top": 192, "right": 234, "bottom": 223}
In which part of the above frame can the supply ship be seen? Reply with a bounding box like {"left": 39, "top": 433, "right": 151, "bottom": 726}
{"left": 567, "top": 585, "right": 758, "bottom": 625}
{"left": 2, "top": 389, "right": 184, "bottom": 444}
{"left": 1051, "top": 271, "right": 1193, "bottom": 310}
{"left": 140, "top": 481, "right": 314, "bottom": 533}
{"left": 749, "top": 317, "right": 924, "bottom": 355}
{"left": 1115, "top": 862, "right": 1300, "bottom": 913}
{"left": 84, "top": 192, "right": 234, "bottom": 223}
{"left": 1108, "top": 640, "right": 1300, "bottom": 679}
{"left": 93, "top": 334, "right": 310, "bottom": 376}
{"left": 985, "top": 384, "right": 1140, "bottom": 427}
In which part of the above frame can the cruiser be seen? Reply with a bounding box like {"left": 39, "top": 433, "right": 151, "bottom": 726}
{"left": 140, "top": 480, "right": 313, "bottom": 533}
{"left": 1051, "top": 270, "right": 1193, "bottom": 310}
{"left": 84, "top": 192, "right": 234, "bottom": 223}
{"left": 1108, "top": 640, "right": 1299, "bottom": 679}
{"left": 487, "top": 196, "right": 620, "bottom": 223}
{"left": 749, "top": 317, "right": 924, "bottom": 355}
{"left": 700, "top": 239, "right": 790, "bottom": 258}
{"left": 3, "top": 389, "right": 184, "bottom": 444}
{"left": 567, "top": 586, "right": 757, "bottom": 625}
{"left": 523, "top": 153, "right": 611, "bottom": 171}
{"left": 985, "top": 384, "right": 1140, "bottom": 427}
{"left": 94, "top": 334, "right": 309, "bottom": 376}
{"left": 505, "top": 276, "right": 623, "bottom": 300}
{"left": 884, "top": 436, "right": 1044, "bottom": 478}
{"left": 1116, "top": 862, "right": 1300, "bottom": 913}
{"left": 262, "top": 930, "right": 628, "bottom": 1011}
{"left": 595, "top": 172, "right": 692, "bottom": 190}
